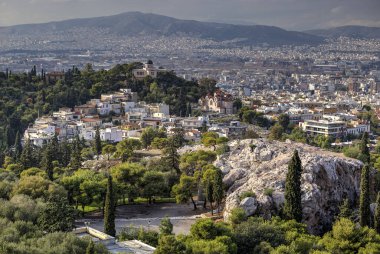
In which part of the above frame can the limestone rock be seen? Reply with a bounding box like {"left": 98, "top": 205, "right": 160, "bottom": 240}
{"left": 239, "top": 197, "right": 258, "bottom": 216}
{"left": 221, "top": 138, "right": 363, "bottom": 234}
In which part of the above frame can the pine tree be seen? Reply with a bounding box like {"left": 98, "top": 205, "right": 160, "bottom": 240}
{"left": 375, "top": 192, "right": 380, "bottom": 233}
{"left": 360, "top": 164, "right": 371, "bottom": 227}
{"left": 284, "top": 150, "right": 303, "bottom": 222}
{"left": 86, "top": 240, "right": 95, "bottom": 254}
{"left": 104, "top": 175, "right": 116, "bottom": 236}
{"left": 359, "top": 132, "right": 370, "bottom": 164}
{"left": 94, "top": 127, "right": 102, "bottom": 159}
{"left": 14, "top": 131, "right": 22, "bottom": 160}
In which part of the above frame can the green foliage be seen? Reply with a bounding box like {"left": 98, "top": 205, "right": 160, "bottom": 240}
{"left": 343, "top": 145, "right": 361, "bottom": 159}
{"left": 239, "top": 191, "right": 256, "bottom": 201}
{"left": 360, "top": 164, "right": 371, "bottom": 227}
{"left": 277, "top": 114, "right": 290, "bottom": 131}
{"left": 284, "top": 150, "right": 303, "bottom": 222}
{"left": 375, "top": 192, "right": 380, "bottom": 234}
{"left": 86, "top": 240, "right": 95, "bottom": 254}
{"left": 115, "top": 138, "right": 141, "bottom": 162}
{"left": 202, "top": 166, "right": 224, "bottom": 215}
{"left": 141, "top": 127, "right": 166, "bottom": 149}
{"left": 37, "top": 196, "right": 75, "bottom": 233}
{"left": 155, "top": 234, "right": 186, "bottom": 254}
{"left": 358, "top": 132, "right": 370, "bottom": 164}
{"left": 138, "top": 227, "right": 159, "bottom": 247}
{"left": 228, "top": 207, "right": 247, "bottom": 226}
{"left": 172, "top": 174, "right": 198, "bottom": 210}
{"left": 102, "top": 144, "right": 116, "bottom": 160}
{"left": 159, "top": 217, "right": 173, "bottom": 235}
{"left": 285, "top": 127, "right": 307, "bottom": 143}
{"left": 264, "top": 188, "right": 274, "bottom": 197}
{"left": 269, "top": 124, "right": 285, "bottom": 141}
{"left": 239, "top": 107, "right": 272, "bottom": 128}
{"left": 338, "top": 198, "right": 352, "bottom": 220}
{"left": 104, "top": 175, "right": 115, "bottom": 236}
{"left": 319, "top": 218, "right": 380, "bottom": 254}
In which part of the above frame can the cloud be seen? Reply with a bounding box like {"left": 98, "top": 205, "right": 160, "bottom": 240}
{"left": 0, "top": 0, "right": 378, "bottom": 30}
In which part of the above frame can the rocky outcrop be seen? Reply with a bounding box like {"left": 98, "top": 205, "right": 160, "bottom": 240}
{"left": 219, "top": 138, "right": 363, "bottom": 234}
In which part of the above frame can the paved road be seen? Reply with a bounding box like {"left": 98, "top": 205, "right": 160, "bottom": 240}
{"left": 76, "top": 203, "right": 207, "bottom": 234}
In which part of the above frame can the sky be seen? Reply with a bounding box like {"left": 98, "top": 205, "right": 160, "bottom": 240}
{"left": 0, "top": 0, "right": 379, "bottom": 30}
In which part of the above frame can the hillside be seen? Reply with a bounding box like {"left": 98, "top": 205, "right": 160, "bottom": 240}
{"left": 0, "top": 12, "right": 323, "bottom": 46}
{"left": 305, "top": 25, "right": 380, "bottom": 39}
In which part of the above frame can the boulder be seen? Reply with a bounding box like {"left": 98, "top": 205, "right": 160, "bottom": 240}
{"left": 239, "top": 197, "right": 258, "bottom": 216}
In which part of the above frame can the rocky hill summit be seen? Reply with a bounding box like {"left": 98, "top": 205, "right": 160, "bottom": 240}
{"left": 217, "top": 138, "right": 363, "bottom": 234}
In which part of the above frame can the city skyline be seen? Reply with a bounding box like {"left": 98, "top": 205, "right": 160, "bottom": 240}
{"left": 0, "top": 0, "right": 379, "bottom": 30}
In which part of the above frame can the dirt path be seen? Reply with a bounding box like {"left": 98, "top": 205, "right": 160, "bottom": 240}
{"left": 76, "top": 203, "right": 206, "bottom": 234}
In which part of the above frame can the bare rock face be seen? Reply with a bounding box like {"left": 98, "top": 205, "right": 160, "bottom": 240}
{"left": 240, "top": 197, "right": 258, "bottom": 216}
{"left": 219, "top": 138, "right": 363, "bottom": 234}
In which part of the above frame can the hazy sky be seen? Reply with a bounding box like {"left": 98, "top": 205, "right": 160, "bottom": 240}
{"left": 0, "top": 0, "right": 379, "bottom": 30}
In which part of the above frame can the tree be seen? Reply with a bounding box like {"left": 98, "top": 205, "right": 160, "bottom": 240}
{"left": 159, "top": 217, "right": 173, "bottom": 235}
{"left": 102, "top": 144, "right": 116, "bottom": 160}
{"left": 155, "top": 235, "right": 186, "bottom": 254}
{"left": 278, "top": 114, "right": 290, "bottom": 131}
{"left": 141, "top": 127, "right": 156, "bottom": 149}
{"left": 20, "top": 138, "right": 35, "bottom": 169}
{"left": 185, "top": 103, "right": 192, "bottom": 117}
{"left": 269, "top": 124, "right": 284, "bottom": 141}
{"left": 37, "top": 196, "right": 75, "bottom": 232}
{"left": 104, "top": 175, "right": 116, "bottom": 236}
{"left": 202, "top": 166, "right": 224, "bottom": 215}
{"left": 375, "top": 192, "right": 380, "bottom": 234}
{"left": 319, "top": 218, "right": 380, "bottom": 254}
{"left": 338, "top": 198, "right": 352, "bottom": 219}
{"left": 94, "top": 127, "right": 102, "bottom": 159}
{"left": 41, "top": 142, "right": 55, "bottom": 180}
{"left": 86, "top": 240, "right": 95, "bottom": 254}
{"left": 163, "top": 136, "right": 180, "bottom": 174}
{"left": 172, "top": 174, "right": 198, "bottom": 210}
{"left": 14, "top": 131, "right": 22, "bottom": 160}
{"left": 140, "top": 171, "right": 166, "bottom": 204}
{"left": 229, "top": 207, "right": 247, "bottom": 227}
{"left": 359, "top": 132, "right": 370, "bottom": 164}
{"left": 360, "top": 164, "right": 371, "bottom": 227}
{"left": 201, "top": 132, "right": 219, "bottom": 151}
{"left": 284, "top": 150, "right": 303, "bottom": 222}
{"left": 69, "top": 138, "right": 82, "bottom": 170}
{"left": 115, "top": 138, "right": 141, "bottom": 162}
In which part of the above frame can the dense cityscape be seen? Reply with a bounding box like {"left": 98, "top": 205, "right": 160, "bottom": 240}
{"left": 1, "top": 3, "right": 380, "bottom": 254}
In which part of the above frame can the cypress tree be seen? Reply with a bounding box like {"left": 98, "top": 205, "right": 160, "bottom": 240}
{"left": 20, "top": 139, "right": 34, "bottom": 169}
{"left": 284, "top": 150, "right": 303, "bottom": 222}
{"left": 69, "top": 138, "right": 82, "bottom": 170}
{"left": 14, "top": 131, "right": 22, "bottom": 160}
{"left": 338, "top": 198, "right": 352, "bottom": 219}
{"left": 359, "top": 132, "right": 370, "bottom": 164}
{"left": 41, "top": 142, "right": 55, "bottom": 181}
{"left": 86, "top": 240, "right": 95, "bottom": 254}
{"left": 94, "top": 127, "right": 102, "bottom": 159}
{"left": 375, "top": 192, "right": 380, "bottom": 233}
{"left": 104, "top": 175, "right": 116, "bottom": 236}
{"left": 360, "top": 164, "right": 371, "bottom": 227}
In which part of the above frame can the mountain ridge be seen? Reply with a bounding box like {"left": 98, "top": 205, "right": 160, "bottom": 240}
{"left": 305, "top": 25, "right": 380, "bottom": 39}
{"left": 0, "top": 12, "right": 324, "bottom": 46}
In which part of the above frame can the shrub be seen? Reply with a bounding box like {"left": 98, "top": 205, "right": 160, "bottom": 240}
{"left": 239, "top": 191, "right": 256, "bottom": 201}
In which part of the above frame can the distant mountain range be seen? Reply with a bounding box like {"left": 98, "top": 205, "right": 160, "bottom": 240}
{"left": 0, "top": 12, "right": 378, "bottom": 46}
{"left": 0, "top": 12, "right": 323, "bottom": 46}
{"left": 305, "top": 25, "right": 380, "bottom": 39}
